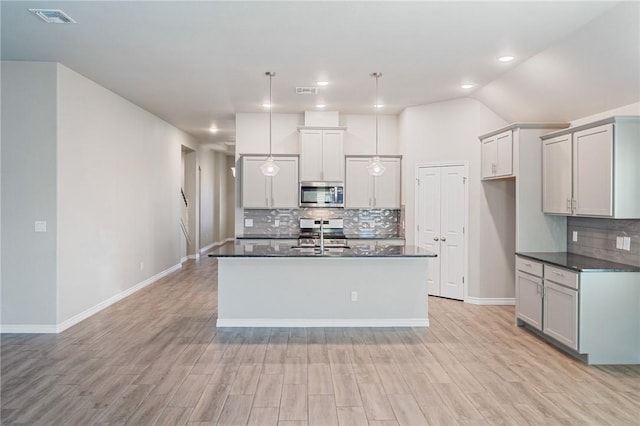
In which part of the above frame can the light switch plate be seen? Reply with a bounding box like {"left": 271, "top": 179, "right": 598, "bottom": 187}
{"left": 244, "top": 219, "right": 253, "bottom": 227}
{"left": 616, "top": 236, "right": 623, "bottom": 249}
{"left": 623, "top": 236, "right": 631, "bottom": 251}
{"left": 572, "top": 231, "right": 578, "bottom": 242}
{"left": 34, "top": 221, "right": 47, "bottom": 232}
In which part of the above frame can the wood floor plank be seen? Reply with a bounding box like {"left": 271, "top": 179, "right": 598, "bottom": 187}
{"left": 247, "top": 406, "right": 279, "bottom": 426}
{"left": 216, "top": 394, "right": 253, "bottom": 426}
{"left": 189, "top": 383, "right": 230, "bottom": 423}
{"left": 309, "top": 394, "right": 339, "bottom": 426}
{"left": 253, "top": 374, "right": 284, "bottom": 407}
{"left": 279, "top": 383, "right": 307, "bottom": 421}
{"left": 336, "top": 406, "right": 369, "bottom": 426}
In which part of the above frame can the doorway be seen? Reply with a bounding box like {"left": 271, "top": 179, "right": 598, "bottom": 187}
{"left": 415, "top": 163, "right": 468, "bottom": 300}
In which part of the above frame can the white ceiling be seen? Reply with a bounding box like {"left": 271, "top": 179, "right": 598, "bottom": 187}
{"left": 1, "top": 1, "right": 633, "bottom": 146}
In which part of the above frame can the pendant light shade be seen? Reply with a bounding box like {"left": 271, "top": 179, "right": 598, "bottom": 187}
{"left": 369, "top": 72, "right": 385, "bottom": 176}
{"left": 261, "top": 71, "right": 280, "bottom": 177}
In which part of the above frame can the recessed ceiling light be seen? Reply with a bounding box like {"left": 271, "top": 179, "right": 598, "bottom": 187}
{"left": 461, "top": 84, "right": 474, "bottom": 89}
{"left": 262, "top": 103, "right": 272, "bottom": 108}
{"left": 209, "top": 126, "right": 219, "bottom": 133}
{"left": 498, "top": 55, "right": 514, "bottom": 62}
{"left": 374, "top": 104, "right": 384, "bottom": 109}
{"left": 316, "top": 104, "right": 327, "bottom": 108}
{"left": 29, "top": 8, "right": 76, "bottom": 24}
{"left": 317, "top": 81, "right": 329, "bottom": 86}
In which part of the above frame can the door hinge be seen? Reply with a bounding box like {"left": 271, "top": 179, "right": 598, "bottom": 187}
{"left": 462, "top": 226, "right": 465, "bottom": 234}
{"left": 462, "top": 276, "right": 465, "bottom": 284}
{"left": 463, "top": 177, "right": 467, "bottom": 184}
{"left": 416, "top": 178, "right": 420, "bottom": 186}
{"left": 417, "top": 224, "right": 420, "bottom": 232}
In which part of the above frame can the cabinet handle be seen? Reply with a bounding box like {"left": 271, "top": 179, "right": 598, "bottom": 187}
{"left": 567, "top": 198, "right": 571, "bottom": 211}
{"left": 441, "top": 237, "right": 447, "bottom": 242}
{"left": 571, "top": 198, "right": 577, "bottom": 212}
{"left": 552, "top": 271, "right": 564, "bottom": 277}
{"left": 265, "top": 197, "right": 269, "bottom": 206}
{"left": 373, "top": 197, "right": 377, "bottom": 207}
{"left": 492, "top": 163, "right": 496, "bottom": 174}
{"left": 524, "top": 262, "right": 532, "bottom": 267}
{"left": 433, "top": 237, "right": 440, "bottom": 242}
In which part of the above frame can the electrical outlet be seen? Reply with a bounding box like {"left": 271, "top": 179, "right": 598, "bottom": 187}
{"left": 623, "top": 237, "right": 631, "bottom": 251}
{"left": 616, "top": 236, "right": 623, "bottom": 249}
{"left": 34, "top": 221, "right": 47, "bottom": 232}
{"left": 244, "top": 218, "right": 253, "bottom": 227}
{"left": 572, "top": 231, "right": 578, "bottom": 242}
{"left": 274, "top": 219, "right": 280, "bottom": 227}
{"left": 351, "top": 291, "right": 358, "bottom": 302}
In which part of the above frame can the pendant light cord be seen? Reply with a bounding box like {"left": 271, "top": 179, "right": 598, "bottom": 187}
{"left": 371, "top": 72, "right": 382, "bottom": 157}
{"left": 267, "top": 71, "right": 274, "bottom": 157}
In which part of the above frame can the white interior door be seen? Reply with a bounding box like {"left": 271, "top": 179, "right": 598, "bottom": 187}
{"left": 416, "top": 164, "right": 466, "bottom": 300}
{"left": 417, "top": 167, "right": 441, "bottom": 296}
{"left": 439, "top": 166, "right": 465, "bottom": 300}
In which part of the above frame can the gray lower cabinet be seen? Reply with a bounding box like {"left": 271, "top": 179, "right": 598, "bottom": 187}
{"left": 515, "top": 255, "right": 640, "bottom": 364}
{"left": 516, "top": 256, "right": 579, "bottom": 352}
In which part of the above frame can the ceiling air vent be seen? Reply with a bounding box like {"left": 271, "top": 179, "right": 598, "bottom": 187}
{"left": 296, "top": 87, "right": 318, "bottom": 95}
{"left": 29, "top": 9, "right": 77, "bottom": 24}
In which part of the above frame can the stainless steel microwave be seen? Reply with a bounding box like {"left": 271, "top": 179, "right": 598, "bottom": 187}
{"left": 299, "top": 182, "right": 344, "bottom": 208}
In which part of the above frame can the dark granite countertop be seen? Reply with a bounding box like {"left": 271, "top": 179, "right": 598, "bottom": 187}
{"left": 345, "top": 236, "right": 404, "bottom": 241}
{"left": 517, "top": 252, "right": 640, "bottom": 272}
{"left": 236, "top": 234, "right": 299, "bottom": 239}
{"left": 209, "top": 240, "right": 435, "bottom": 258}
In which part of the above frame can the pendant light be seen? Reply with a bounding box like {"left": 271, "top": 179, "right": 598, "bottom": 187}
{"left": 260, "top": 71, "right": 280, "bottom": 176}
{"left": 368, "top": 72, "right": 385, "bottom": 176}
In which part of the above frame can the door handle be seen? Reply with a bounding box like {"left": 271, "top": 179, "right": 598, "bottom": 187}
{"left": 440, "top": 237, "right": 447, "bottom": 242}
{"left": 433, "top": 237, "right": 440, "bottom": 241}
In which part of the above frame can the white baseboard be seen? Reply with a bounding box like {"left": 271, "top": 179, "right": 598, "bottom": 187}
{"left": 216, "top": 318, "right": 430, "bottom": 328}
{"left": 0, "top": 263, "right": 182, "bottom": 334}
{"left": 465, "top": 297, "right": 516, "bottom": 306}
{"left": 181, "top": 255, "right": 189, "bottom": 263}
{"left": 200, "top": 238, "right": 233, "bottom": 255}
{"left": 187, "top": 253, "right": 200, "bottom": 260}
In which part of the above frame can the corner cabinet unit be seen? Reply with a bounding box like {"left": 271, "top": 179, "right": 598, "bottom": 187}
{"left": 516, "top": 254, "right": 640, "bottom": 364}
{"left": 241, "top": 155, "right": 299, "bottom": 209}
{"left": 298, "top": 127, "right": 345, "bottom": 182}
{"left": 345, "top": 156, "right": 401, "bottom": 209}
{"left": 542, "top": 116, "right": 640, "bottom": 218}
{"left": 481, "top": 130, "right": 513, "bottom": 179}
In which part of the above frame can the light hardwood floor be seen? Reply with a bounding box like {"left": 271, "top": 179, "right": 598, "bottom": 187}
{"left": 2, "top": 257, "right": 639, "bottom": 425}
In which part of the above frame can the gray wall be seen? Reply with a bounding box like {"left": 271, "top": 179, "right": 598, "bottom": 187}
{"left": 568, "top": 217, "right": 640, "bottom": 267}
{"left": 1, "top": 62, "right": 59, "bottom": 326}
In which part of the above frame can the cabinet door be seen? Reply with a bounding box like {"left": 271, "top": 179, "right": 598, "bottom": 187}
{"left": 543, "top": 281, "right": 578, "bottom": 350}
{"left": 345, "top": 158, "right": 372, "bottom": 208}
{"left": 322, "top": 130, "right": 344, "bottom": 182}
{"left": 495, "top": 131, "right": 513, "bottom": 177}
{"left": 439, "top": 166, "right": 466, "bottom": 300}
{"left": 241, "top": 157, "right": 269, "bottom": 208}
{"left": 271, "top": 157, "right": 299, "bottom": 208}
{"left": 573, "top": 124, "right": 613, "bottom": 216}
{"left": 300, "top": 130, "right": 323, "bottom": 181}
{"left": 542, "top": 134, "right": 572, "bottom": 214}
{"left": 417, "top": 167, "right": 442, "bottom": 296}
{"left": 481, "top": 137, "right": 497, "bottom": 179}
{"left": 516, "top": 271, "right": 543, "bottom": 330}
{"left": 373, "top": 158, "right": 401, "bottom": 208}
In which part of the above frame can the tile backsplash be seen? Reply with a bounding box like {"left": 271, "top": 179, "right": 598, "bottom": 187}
{"left": 568, "top": 217, "right": 640, "bottom": 267}
{"left": 243, "top": 208, "right": 401, "bottom": 238}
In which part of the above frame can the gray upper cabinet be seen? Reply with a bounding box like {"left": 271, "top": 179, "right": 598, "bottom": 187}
{"left": 299, "top": 129, "right": 344, "bottom": 182}
{"left": 481, "top": 130, "right": 513, "bottom": 179}
{"left": 541, "top": 116, "right": 640, "bottom": 218}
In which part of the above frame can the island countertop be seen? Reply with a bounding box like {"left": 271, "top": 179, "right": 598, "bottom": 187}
{"left": 208, "top": 240, "right": 436, "bottom": 258}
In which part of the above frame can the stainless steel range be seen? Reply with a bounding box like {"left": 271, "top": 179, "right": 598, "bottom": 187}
{"left": 298, "top": 218, "right": 347, "bottom": 248}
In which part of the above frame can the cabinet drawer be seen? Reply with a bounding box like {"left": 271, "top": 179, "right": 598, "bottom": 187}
{"left": 516, "top": 257, "right": 543, "bottom": 277}
{"left": 544, "top": 265, "right": 579, "bottom": 290}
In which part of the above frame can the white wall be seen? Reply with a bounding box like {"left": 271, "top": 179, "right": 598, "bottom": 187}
{"left": 2, "top": 61, "right": 202, "bottom": 329}
{"left": 56, "top": 64, "right": 196, "bottom": 324}
{"left": 199, "top": 149, "right": 234, "bottom": 250}
{"left": 399, "top": 98, "right": 511, "bottom": 299}
{"left": 1, "top": 62, "right": 59, "bottom": 327}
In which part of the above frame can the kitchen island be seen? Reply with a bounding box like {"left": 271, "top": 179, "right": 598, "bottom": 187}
{"left": 208, "top": 240, "right": 436, "bottom": 327}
